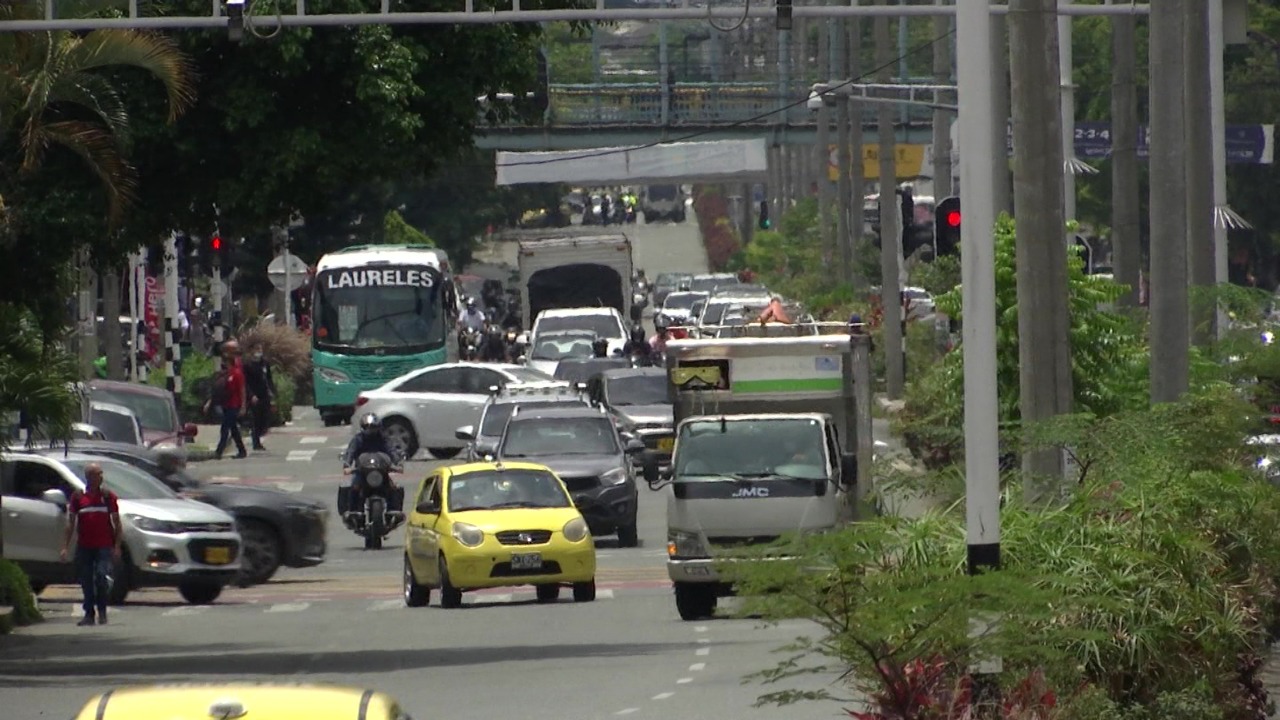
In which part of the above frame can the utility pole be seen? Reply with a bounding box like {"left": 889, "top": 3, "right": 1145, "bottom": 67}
{"left": 990, "top": 1, "right": 1012, "bottom": 215}
{"left": 876, "top": 13, "right": 905, "bottom": 398}
{"left": 1184, "top": 0, "right": 1215, "bottom": 344}
{"left": 128, "top": 250, "right": 145, "bottom": 383}
{"left": 102, "top": 265, "right": 124, "bottom": 380}
{"left": 212, "top": 248, "right": 225, "bottom": 372}
{"left": 1149, "top": 0, "right": 1189, "bottom": 403}
{"left": 932, "top": 0, "right": 954, "bottom": 201}
{"left": 836, "top": 9, "right": 855, "bottom": 281}
{"left": 1108, "top": 0, "right": 1140, "bottom": 308}
{"left": 847, "top": 0, "right": 866, "bottom": 285}
{"left": 817, "top": 7, "right": 835, "bottom": 276}
{"left": 163, "top": 232, "right": 183, "bottom": 398}
{"left": 1009, "top": 0, "right": 1070, "bottom": 500}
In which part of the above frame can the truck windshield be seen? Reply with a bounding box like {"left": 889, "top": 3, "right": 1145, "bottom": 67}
{"left": 674, "top": 418, "right": 827, "bottom": 480}
{"left": 313, "top": 265, "right": 446, "bottom": 353}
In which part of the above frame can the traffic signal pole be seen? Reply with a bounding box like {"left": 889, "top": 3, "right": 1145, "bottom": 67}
{"left": 163, "top": 232, "right": 183, "bottom": 398}
{"left": 211, "top": 248, "right": 225, "bottom": 372}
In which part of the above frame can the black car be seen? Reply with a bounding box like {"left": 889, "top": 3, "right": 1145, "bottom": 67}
{"left": 40, "top": 441, "right": 327, "bottom": 586}
{"left": 587, "top": 367, "right": 675, "bottom": 466}
{"left": 495, "top": 405, "right": 645, "bottom": 547}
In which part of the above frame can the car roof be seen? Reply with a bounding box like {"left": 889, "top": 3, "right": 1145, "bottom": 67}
{"left": 511, "top": 405, "right": 608, "bottom": 421}
{"left": 87, "top": 380, "right": 171, "bottom": 399}
{"left": 445, "top": 460, "right": 557, "bottom": 476}
{"left": 538, "top": 307, "right": 621, "bottom": 317}
{"left": 6, "top": 449, "right": 120, "bottom": 464}
{"left": 533, "top": 328, "right": 598, "bottom": 337}
{"left": 600, "top": 367, "right": 665, "bottom": 380}
{"left": 74, "top": 684, "right": 402, "bottom": 720}
{"left": 490, "top": 394, "right": 586, "bottom": 407}
{"left": 89, "top": 401, "right": 137, "bottom": 416}
{"left": 33, "top": 441, "right": 161, "bottom": 461}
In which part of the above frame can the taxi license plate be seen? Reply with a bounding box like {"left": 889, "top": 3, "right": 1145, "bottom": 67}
{"left": 657, "top": 437, "right": 675, "bottom": 452}
{"left": 511, "top": 553, "right": 542, "bottom": 571}
{"left": 204, "top": 547, "right": 232, "bottom": 565}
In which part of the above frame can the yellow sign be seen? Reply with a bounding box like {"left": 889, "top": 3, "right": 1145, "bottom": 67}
{"left": 670, "top": 364, "right": 726, "bottom": 391}
{"left": 827, "top": 144, "right": 927, "bottom": 181}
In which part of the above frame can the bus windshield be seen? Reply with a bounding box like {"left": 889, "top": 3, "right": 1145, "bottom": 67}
{"left": 314, "top": 265, "right": 446, "bottom": 353}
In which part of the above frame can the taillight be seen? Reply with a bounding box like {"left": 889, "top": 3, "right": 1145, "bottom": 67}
{"left": 356, "top": 395, "right": 368, "bottom": 407}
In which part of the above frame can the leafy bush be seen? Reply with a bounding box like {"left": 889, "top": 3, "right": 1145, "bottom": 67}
{"left": 235, "top": 324, "right": 311, "bottom": 381}
{"left": 149, "top": 344, "right": 296, "bottom": 427}
{"left": 0, "top": 558, "right": 42, "bottom": 630}
{"left": 734, "top": 387, "right": 1280, "bottom": 720}
{"left": 0, "top": 303, "right": 81, "bottom": 447}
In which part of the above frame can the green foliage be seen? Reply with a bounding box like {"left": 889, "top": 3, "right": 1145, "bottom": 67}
{"left": 0, "top": 304, "right": 81, "bottom": 448}
{"left": 0, "top": 559, "right": 42, "bottom": 630}
{"left": 909, "top": 254, "right": 961, "bottom": 299}
{"left": 736, "top": 387, "right": 1280, "bottom": 717}
{"left": 382, "top": 210, "right": 435, "bottom": 247}
{"left": 151, "top": 351, "right": 295, "bottom": 426}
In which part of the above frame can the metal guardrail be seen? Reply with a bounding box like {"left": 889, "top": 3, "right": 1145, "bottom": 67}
{"left": 507, "top": 83, "right": 937, "bottom": 128}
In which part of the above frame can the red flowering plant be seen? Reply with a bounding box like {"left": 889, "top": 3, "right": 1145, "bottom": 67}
{"left": 844, "top": 657, "right": 1060, "bottom": 720}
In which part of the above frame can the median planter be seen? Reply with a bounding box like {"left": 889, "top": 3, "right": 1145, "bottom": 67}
{"left": 691, "top": 185, "right": 741, "bottom": 271}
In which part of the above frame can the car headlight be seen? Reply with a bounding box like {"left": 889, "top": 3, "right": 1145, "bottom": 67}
{"left": 451, "top": 522, "right": 485, "bottom": 548}
{"left": 562, "top": 517, "right": 590, "bottom": 543}
{"left": 364, "top": 470, "right": 385, "bottom": 488}
{"left": 127, "top": 514, "right": 184, "bottom": 535}
{"left": 600, "top": 468, "right": 628, "bottom": 486}
{"left": 667, "top": 530, "right": 709, "bottom": 558}
{"left": 317, "top": 367, "right": 350, "bottom": 383}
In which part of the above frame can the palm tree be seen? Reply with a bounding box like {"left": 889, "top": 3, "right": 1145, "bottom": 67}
{"left": 0, "top": 3, "right": 196, "bottom": 226}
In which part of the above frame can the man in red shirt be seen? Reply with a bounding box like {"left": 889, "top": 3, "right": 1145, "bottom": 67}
{"left": 59, "top": 463, "right": 122, "bottom": 626}
{"left": 206, "top": 339, "right": 248, "bottom": 459}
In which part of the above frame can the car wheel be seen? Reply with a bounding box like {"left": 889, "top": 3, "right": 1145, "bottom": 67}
{"left": 382, "top": 418, "right": 419, "bottom": 459}
{"left": 437, "top": 556, "right": 463, "bottom": 609}
{"left": 616, "top": 522, "right": 639, "bottom": 548}
{"left": 403, "top": 556, "right": 430, "bottom": 607}
{"left": 107, "top": 550, "right": 130, "bottom": 606}
{"left": 674, "top": 582, "right": 716, "bottom": 621}
{"left": 427, "top": 447, "right": 461, "bottom": 460}
{"left": 535, "top": 584, "right": 560, "bottom": 603}
{"left": 573, "top": 580, "right": 596, "bottom": 603}
{"left": 178, "top": 581, "right": 223, "bottom": 605}
{"left": 235, "top": 519, "right": 282, "bottom": 587}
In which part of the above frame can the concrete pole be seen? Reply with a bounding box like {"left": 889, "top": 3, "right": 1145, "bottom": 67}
{"left": 1108, "top": 0, "right": 1141, "bottom": 307}
{"left": 212, "top": 252, "right": 225, "bottom": 372}
{"left": 898, "top": 0, "right": 909, "bottom": 125}
{"left": 102, "top": 265, "right": 124, "bottom": 380}
{"left": 835, "top": 14, "right": 855, "bottom": 281}
{"left": 163, "top": 232, "right": 183, "bottom": 397}
{"left": 1010, "top": 0, "right": 1070, "bottom": 498}
{"left": 990, "top": 2, "right": 1012, "bottom": 215}
{"left": 1184, "top": 0, "right": 1215, "bottom": 344}
{"left": 817, "top": 15, "right": 835, "bottom": 275}
{"left": 847, "top": 3, "right": 866, "bottom": 285}
{"left": 932, "top": 0, "right": 954, "bottom": 201}
{"left": 1209, "top": 0, "right": 1231, "bottom": 335}
{"left": 77, "top": 249, "right": 98, "bottom": 379}
{"left": 659, "top": 21, "right": 670, "bottom": 126}
{"left": 876, "top": 14, "right": 905, "bottom": 399}
{"left": 956, "top": 0, "right": 1002, "bottom": 693}
{"left": 128, "top": 250, "right": 143, "bottom": 382}
{"left": 1059, "top": 0, "right": 1078, "bottom": 243}
{"left": 1149, "top": 0, "right": 1189, "bottom": 403}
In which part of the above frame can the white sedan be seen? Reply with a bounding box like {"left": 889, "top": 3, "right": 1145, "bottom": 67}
{"left": 355, "top": 363, "right": 553, "bottom": 460}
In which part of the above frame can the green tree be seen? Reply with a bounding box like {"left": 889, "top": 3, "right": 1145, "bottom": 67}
{"left": 381, "top": 210, "right": 434, "bottom": 246}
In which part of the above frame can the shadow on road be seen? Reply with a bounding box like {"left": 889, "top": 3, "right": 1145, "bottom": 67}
{"left": 0, "top": 640, "right": 690, "bottom": 683}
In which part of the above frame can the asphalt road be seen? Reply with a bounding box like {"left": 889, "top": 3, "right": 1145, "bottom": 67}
{"left": 0, "top": 218, "right": 855, "bottom": 720}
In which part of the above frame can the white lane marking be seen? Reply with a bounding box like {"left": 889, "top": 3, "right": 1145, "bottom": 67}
{"left": 597, "top": 589, "right": 615, "bottom": 600}
{"left": 287, "top": 450, "right": 317, "bottom": 462}
{"left": 469, "top": 593, "right": 512, "bottom": 604}
{"left": 652, "top": 692, "right": 674, "bottom": 700}
{"left": 299, "top": 436, "right": 328, "bottom": 444}
{"left": 162, "top": 606, "right": 209, "bottom": 617}
{"left": 694, "top": 625, "right": 708, "bottom": 633}
{"left": 689, "top": 662, "right": 705, "bottom": 671}
{"left": 368, "top": 599, "right": 403, "bottom": 611}
{"left": 696, "top": 638, "right": 710, "bottom": 644}
{"left": 210, "top": 476, "right": 240, "bottom": 482}
{"left": 695, "top": 648, "right": 710, "bottom": 656}
{"left": 615, "top": 709, "right": 639, "bottom": 716}
{"left": 272, "top": 482, "right": 305, "bottom": 493}
{"left": 266, "top": 602, "right": 310, "bottom": 613}
{"left": 676, "top": 678, "right": 693, "bottom": 684}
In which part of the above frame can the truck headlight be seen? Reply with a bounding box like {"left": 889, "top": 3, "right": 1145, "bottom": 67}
{"left": 667, "top": 531, "right": 708, "bottom": 558}
{"left": 600, "top": 468, "right": 628, "bottom": 486}
{"left": 451, "top": 522, "right": 485, "bottom": 548}
{"left": 562, "top": 517, "right": 589, "bottom": 543}
{"left": 317, "top": 367, "right": 350, "bottom": 383}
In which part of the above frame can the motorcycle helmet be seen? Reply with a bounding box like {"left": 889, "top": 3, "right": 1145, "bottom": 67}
{"left": 359, "top": 412, "right": 382, "bottom": 437}
{"left": 592, "top": 337, "right": 609, "bottom": 358}
{"left": 654, "top": 314, "right": 670, "bottom": 333}
{"left": 466, "top": 297, "right": 478, "bottom": 310}
{"left": 630, "top": 326, "right": 646, "bottom": 346}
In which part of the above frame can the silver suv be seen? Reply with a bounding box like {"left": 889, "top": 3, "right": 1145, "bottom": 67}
{"left": 0, "top": 452, "right": 242, "bottom": 605}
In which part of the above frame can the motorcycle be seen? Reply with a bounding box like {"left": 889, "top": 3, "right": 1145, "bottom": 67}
{"left": 458, "top": 327, "right": 483, "bottom": 361}
{"left": 339, "top": 452, "right": 405, "bottom": 550}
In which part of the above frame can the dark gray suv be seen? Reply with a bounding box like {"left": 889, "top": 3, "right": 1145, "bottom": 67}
{"left": 494, "top": 405, "right": 644, "bottom": 547}
{"left": 457, "top": 391, "right": 590, "bottom": 462}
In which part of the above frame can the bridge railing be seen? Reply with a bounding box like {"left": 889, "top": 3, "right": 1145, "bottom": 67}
{"left": 516, "top": 82, "right": 937, "bottom": 128}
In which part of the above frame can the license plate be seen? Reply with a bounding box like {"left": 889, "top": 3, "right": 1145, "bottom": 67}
{"left": 686, "top": 566, "right": 712, "bottom": 577}
{"left": 204, "top": 547, "right": 231, "bottom": 565}
{"left": 511, "top": 553, "right": 542, "bottom": 571}
{"left": 657, "top": 437, "right": 675, "bottom": 452}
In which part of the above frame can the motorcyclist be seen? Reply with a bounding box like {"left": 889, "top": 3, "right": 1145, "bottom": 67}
{"left": 341, "top": 413, "right": 403, "bottom": 519}
{"left": 459, "top": 298, "right": 486, "bottom": 333}
{"left": 591, "top": 337, "right": 610, "bottom": 359}
{"left": 482, "top": 323, "right": 508, "bottom": 362}
{"left": 623, "top": 326, "right": 652, "bottom": 364}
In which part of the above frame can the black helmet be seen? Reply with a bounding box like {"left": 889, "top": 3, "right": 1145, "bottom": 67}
{"left": 359, "top": 413, "right": 381, "bottom": 436}
{"left": 654, "top": 314, "right": 670, "bottom": 332}
{"left": 630, "top": 326, "right": 646, "bottom": 345}
{"left": 592, "top": 337, "right": 609, "bottom": 357}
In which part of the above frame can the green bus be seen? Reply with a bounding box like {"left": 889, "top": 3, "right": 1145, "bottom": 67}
{"left": 311, "top": 244, "right": 456, "bottom": 426}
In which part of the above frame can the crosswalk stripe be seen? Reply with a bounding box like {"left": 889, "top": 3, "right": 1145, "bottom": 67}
{"left": 299, "top": 436, "right": 328, "bottom": 444}
{"left": 597, "top": 589, "right": 615, "bottom": 599}
{"left": 266, "top": 602, "right": 310, "bottom": 612}
{"left": 286, "top": 450, "right": 317, "bottom": 462}
{"left": 470, "top": 593, "right": 513, "bottom": 604}
{"left": 162, "top": 606, "right": 209, "bottom": 617}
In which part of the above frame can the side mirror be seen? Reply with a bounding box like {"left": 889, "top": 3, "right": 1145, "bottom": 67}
{"left": 841, "top": 453, "right": 858, "bottom": 486}
{"left": 182, "top": 422, "right": 198, "bottom": 439}
{"left": 41, "top": 488, "right": 67, "bottom": 509}
{"left": 415, "top": 501, "right": 440, "bottom": 515}
{"left": 625, "top": 438, "right": 646, "bottom": 454}
{"left": 455, "top": 425, "right": 475, "bottom": 442}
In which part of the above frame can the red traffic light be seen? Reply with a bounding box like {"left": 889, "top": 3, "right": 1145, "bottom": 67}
{"left": 946, "top": 211, "right": 961, "bottom": 228}
{"left": 211, "top": 234, "right": 222, "bottom": 251}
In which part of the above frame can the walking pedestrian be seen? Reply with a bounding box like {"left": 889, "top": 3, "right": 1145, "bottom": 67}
{"left": 59, "top": 463, "right": 122, "bottom": 626}
{"left": 243, "top": 344, "right": 276, "bottom": 451}
{"left": 205, "top": 339, "right": 248, "bottom": 459}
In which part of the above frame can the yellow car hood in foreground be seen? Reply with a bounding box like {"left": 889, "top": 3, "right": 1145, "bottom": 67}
{"left": 75, "top": 684, "right": 403, "bottom": 720}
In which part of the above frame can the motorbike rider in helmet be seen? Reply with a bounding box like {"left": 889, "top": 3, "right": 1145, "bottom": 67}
{"left": 482, "top": 323, "right": 508, "bottom": 362}
{"left": 341, "top": 413, "right": 404, "bottom": 521}
{"left": 623, "top": 325, "right": 652, "bottom": 365}
{"left": 591, "top": 337, "right": 610, "bottom": 359}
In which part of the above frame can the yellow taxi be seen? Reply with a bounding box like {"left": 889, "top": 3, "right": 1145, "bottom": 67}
{"left": 73, "top": 683, "right": 412, "bottom": 720}
{"left": 403, "top": 461, "right": 597, "bottom": 608}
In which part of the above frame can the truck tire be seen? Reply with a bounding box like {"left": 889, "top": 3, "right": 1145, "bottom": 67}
{"left": 674, "top": 582, "right": 716, "bottom": 621}
{"left": 616, "top": 522, "right": 639, "bottom": 548}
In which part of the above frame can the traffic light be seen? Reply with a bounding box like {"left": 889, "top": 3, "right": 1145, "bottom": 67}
{"left": 758, "top": 201, "right": 771, "bottom": 231}
{"left": 934, "top": 196, "right": 961, "bottom": 256}
{"left": 210, "top": 232, "right": 235, "bottom": 278}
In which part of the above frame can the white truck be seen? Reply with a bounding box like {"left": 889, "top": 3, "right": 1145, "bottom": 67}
{"left": 640, "top": 330, "right": 874, "bottom": 621}
{"left": 516, "top": 230, "right": 634, "bottom": 330}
